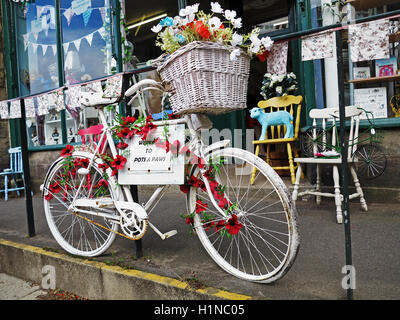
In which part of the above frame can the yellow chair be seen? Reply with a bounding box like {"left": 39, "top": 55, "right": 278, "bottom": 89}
{"left": 250, "top": 95, "right": 303, "bottom": 185}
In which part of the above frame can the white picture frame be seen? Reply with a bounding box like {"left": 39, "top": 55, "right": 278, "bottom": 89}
{"left": 353, "top": 67, "right": 370, "bottom": 80}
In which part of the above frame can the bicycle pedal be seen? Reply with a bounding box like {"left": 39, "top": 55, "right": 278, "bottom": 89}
{"left": 162, "top": 230, "right": 178, "bottom": 240}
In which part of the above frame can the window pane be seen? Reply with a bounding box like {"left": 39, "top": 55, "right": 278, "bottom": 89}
{"left": 61, "top": 0, "right": 113, "bottom": 85}
{"left": 15, "top": 0, "right": 59, "bottom": 95}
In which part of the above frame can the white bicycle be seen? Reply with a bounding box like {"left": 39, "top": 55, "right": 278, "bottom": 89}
{"left": 41, "top": 79, "right": 300, "bottom": 283}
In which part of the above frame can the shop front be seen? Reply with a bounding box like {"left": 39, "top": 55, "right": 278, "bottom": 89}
{"left": 0, "top": 0, "right": 400, "bottom": 199}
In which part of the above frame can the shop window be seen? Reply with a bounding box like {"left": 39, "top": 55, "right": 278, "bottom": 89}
{"left": 15, "top": 0, "right": 59, "bottom": 96}
{"left": 61, "top": 0, "right": 113, "bottom": 84}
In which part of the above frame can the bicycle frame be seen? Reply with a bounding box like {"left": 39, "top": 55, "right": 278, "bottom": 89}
{"left": 68, "top": 107, "right": 232, "bottom": 240}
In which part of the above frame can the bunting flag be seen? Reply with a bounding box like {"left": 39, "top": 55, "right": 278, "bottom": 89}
{"left": 0, "top": 101, "right": 8, "bottom": 119}
{"left": 349, "top": 19, "right": 390, "bottom": 63}
{"left": 37, "top": 94, "right": 50, "bottom": 116}
{"left": 301, "top": 31, "right": 335, "bottom": 61}
{"left": 52, "top": 89, "right": 65, "bottom": 112}
{"left": 9, "top": 100, "right": 21, "bottom": 119}
{"left": 0, "top": 74, "right": 121, "bottom": 120}
{"left": 63, "top": 8, "right": 74, "bottom": 26}
{"left": 82, "top": 8, "right": 93, "bottom": 26}
{"left": 267, "top": 41, "right": 289, "bottom": 75}
{"left": 103, "top": 74, "right": 123, "bottom": 98}
{"left": 23, "top": 26, "right": 107, "bottom": 56}
{"left": 24, "top": 97, "right": 36, "bottom": 118}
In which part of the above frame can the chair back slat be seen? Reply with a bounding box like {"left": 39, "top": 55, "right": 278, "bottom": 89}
{"left": 309, "top": 106, "right": 362, "bottom": 159}
{"left": 8, "top": 147, "right": 23, "bottom": 173}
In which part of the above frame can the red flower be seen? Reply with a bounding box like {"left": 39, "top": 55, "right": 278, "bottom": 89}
{"left": 190, "top": 154, "right": 205, "bottom": 169}
{"left": 111, "top": 155, "right": 127, "bottom": 170}
{"left": 61, "top": 144, "right": 74, "bottom": 157}
{"left": 98, "top": 163, "right": 109, "bottom": 172}
{"left": 195, "top": 199, "right": 208, "bottom": 213}
{"left": 125, "top": 116, "right": 137, "bottom": 123}
{"left": 215, "top": 220, "right": 225, "bottom": 232}
{"left": 50, "top": 181, "right": 62, "bottom": 194}
{"left": 195, "top": 21, "right": 211, "bottom": 40}
{"left": 218, "top": 197, "right": 232, "bottom": 209}
{"left": 225, "top": 214, "right": 243, "bottom": 235}
{"left": 186, "top": 216, "right": 194, "bottom": 225}
{"left": 44, "top": 193, "right": 53, "bottom": 201}
{"left": 117, "top": 127, "right": 134, "bottom": 139}
{"left": 111, "top": 168, "right": 118, "bottom": 176}
{"left": 97, "top": 179, "right": 108, "bottom": 188}
{"left": 203, "top": 220, "right": 215, "bottom": 232}
{"left": 117, "top": 142, "right": 128, "bottom": 150}
{"left": 257, "top": 50, "right": 269, "bottom": 62}
{"left": 179, "top": 184, "right": 189, "bottom": 194}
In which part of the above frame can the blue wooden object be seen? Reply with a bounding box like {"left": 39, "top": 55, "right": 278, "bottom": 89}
{"left": 249, "top": 107, "right": 294, "bottom": 140}
{"left": 0, "top": 147, "right": 25, "bottom": 201}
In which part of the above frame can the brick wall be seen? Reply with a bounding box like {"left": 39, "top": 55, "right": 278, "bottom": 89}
{"left": 0, "top": 6, "right": 10, "bottom": 171}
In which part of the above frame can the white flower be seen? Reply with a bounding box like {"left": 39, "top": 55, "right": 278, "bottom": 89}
{"left": 180, "top": 4, "right": 198, "bottom": 17}
{"left": 230, "top": 48, "right": 241, "bottom": 61}
{"left": 276, "top": 86, "right": 283, "bottom": 94}
{"left": 151, "top": 24, "right": 162, "bottom": 33}
{"left": 231, "top": 32, "right": 243, "bottom": 47}
{"left": 232, "top": 17, "right": 242, "bottom": 29}
{"left": 249, "top": 34, "right": 261, "bottom": 53}
{"left": 209, "top": 16, "right": 222, "bottom": 31}
{"left": 211, "top": 2, "right": 224, "bottom": 13}
{"left": 224, "top": 10, "right": 236, "bottom": 22}
{"left": 261, "top": 36, "right": 274, "bottom": 51}
{"left": 179, "top": 7, "right": 189, "bottom": 16}
{"left": 173, "top": 16, "right": 183, "bottom": 26}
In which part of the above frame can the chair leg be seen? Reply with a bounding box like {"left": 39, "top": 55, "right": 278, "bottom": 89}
{"left": 292, "top": 164, "right": 302, "bottom": 201}
{"left": 350, "top": 165, "right": 368, "bottom": 212}
{"left": 333, "top": 165, "right": 343, "bottom": 224}
{"left": 250, "top": 145, "right": 260, "bottom": 185}
{"left": 286, "top": 142, "right": 296, "bottom": 184}
{"left": 12, "top": 174, "right": 21, "bottom": 197}
{"left": 316, "top": 164, "right": 322, "bottom": 205}
{"left": 4, "top": 175, "right": 8, "bottom": 201}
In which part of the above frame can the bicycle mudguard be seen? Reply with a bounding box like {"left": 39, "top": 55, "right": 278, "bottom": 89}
{"left": 203, "top": 139, "right": 231, "bottom": 155}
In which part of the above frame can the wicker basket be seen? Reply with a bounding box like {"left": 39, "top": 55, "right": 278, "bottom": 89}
{"left": 154, "top": 41, "right": 251, "bottom": 115}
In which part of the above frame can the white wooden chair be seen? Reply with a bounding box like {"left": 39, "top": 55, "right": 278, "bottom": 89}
{"left": 292, "top": 106, "right": 368, "bottom": 223}
{"left": 0, "top": 147, "right": 25, "bottom": 201}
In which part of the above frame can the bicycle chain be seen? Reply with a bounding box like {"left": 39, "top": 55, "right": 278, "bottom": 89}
{"left": 70, "top": 210, "right": 148, "bottom": 241}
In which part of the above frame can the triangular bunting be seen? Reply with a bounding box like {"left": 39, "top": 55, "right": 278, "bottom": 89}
{"left": 63, "top": 8, "right": 74, "bottom": 26}
{"left": 42, "top": 44, "right": 49, "bottom": 56}
{"left": 63, "top": 42, "right": 70, "bottom": 53}
{"left": 86, "top": 32, "right": 93, "bottom": 46}
{"left": 99, "top": 8, "right": 106, "bottom": 24}
{"left": 24, "top": 97, "right": 36, "bottom": 118}
{"left": 51, "top": 45, "right": 57, "bottom": 56}
{"left": 82, "top": 8, "right": 92, "bottom": 26}
{"left": 98, "top": 27, "right": 107, "bottom": 41}
{"left": 0, "top": 101, "right": 9, "bottom": 119}
{"left": 74, "top": 38, "right": 82, "bottom": 51}
{"left": 9, "top": 100, "right": 21, "bottom": 119}
{"left": 32, "top": 43, "right": 39, "bottom": 54}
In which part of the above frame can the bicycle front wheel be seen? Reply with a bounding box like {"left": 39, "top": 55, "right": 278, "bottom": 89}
{"left": 353, "top": 144, "right": 387, "bottom": 180}
{"left": 187, "top": 148, "right": 299, "bottom": 283}
{"left": 43, "top": 152, "right": 119, "bottom": 257}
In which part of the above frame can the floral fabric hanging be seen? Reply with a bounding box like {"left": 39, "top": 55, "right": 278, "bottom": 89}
{"left": 349, "top": 19, "right": 390, "bottom": 63}
{"left": 301, "top": 31, "right": 334, "bottom": 61}
{"left": 267, "top": 41, "right": 289, "bottom": 75}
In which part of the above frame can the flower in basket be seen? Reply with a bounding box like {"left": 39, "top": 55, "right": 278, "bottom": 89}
{"left": 260, "top": 72, "right": 298, "bottom": 100}
{"left": 151, "top": 2, "right": 274, "bottom": 61}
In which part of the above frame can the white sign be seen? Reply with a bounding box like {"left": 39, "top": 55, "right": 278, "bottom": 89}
{"left": 118, "top": 124, "right": 185, "bottom": 185}
{"left": 354, "top": 87, "right": 387, "bottom": 119}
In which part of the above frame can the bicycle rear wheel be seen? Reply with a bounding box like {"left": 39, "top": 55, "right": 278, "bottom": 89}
{"left": 43, "top": 152, "right": 118, "bottom": 257}
{"left": 300, "top": 126, "right": 329, "bottom": 157}
{"left": 352, "top": 144, "right": 387, "bottom": 180}
{"left": 187, "top": 147, "right": 299, "bottom": 283}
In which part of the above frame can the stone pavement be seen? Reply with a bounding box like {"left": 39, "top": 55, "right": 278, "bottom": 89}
{"left": 0, "top": 185, "right": 399, "bottom": 300}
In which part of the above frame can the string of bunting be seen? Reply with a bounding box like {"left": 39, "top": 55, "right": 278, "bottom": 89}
{"left": 0, "top": 73, "right": 123, "bottom": 120}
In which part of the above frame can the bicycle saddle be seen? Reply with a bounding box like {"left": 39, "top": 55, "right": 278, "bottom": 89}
{"left": 79, "top": 91, "right": 119, "bottom": 108}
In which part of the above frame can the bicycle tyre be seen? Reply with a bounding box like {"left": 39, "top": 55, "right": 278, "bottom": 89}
{"left": 352, "top": 144, "right": 387, "bottom": 180}
{"left": 43, "top": 151, "right": 119, "bottom": 257}
{"left": 300, "top": 126, "right": 328, "bottom": 157}
{"left": 187, "top": 147, "right": 300, "bottom": 283}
